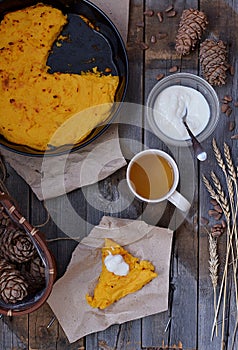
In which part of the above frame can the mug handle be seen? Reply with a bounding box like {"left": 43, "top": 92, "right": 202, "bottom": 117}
{"left": 167, "top": 190, "right": 190, "bottom": 212}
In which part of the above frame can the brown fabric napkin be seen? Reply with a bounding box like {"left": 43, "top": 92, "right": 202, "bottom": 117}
{"left": 47, "top": 216, "right": 173, "bottom": 343}
{"left": 0, "top": 0, "right": 129, "bottom": 200}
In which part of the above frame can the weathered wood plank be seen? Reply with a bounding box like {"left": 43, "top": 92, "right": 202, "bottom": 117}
{"left": 28, "top": 303, "right": 58, "bottom": 350}
{"left": 1, "top": 1, "right": 238, "bottom": 349}
{"left": 199, "top": 1, "right": 238, "bottom": 349}
{"left": 28, "top": 188, "right": 87, "bottom": 348}
{"left": 85, "top": 0, "right": 145, "bottom": 348}
{"left": 142, "top": 0, "right": 198, "bottom": 348}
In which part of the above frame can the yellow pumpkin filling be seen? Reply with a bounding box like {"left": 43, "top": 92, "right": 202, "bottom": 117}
{"left": 86, "top": 239, "right": 158, "bottom": 309}
{"left": 0, "top": 4, "right": 119, "bottom": 150}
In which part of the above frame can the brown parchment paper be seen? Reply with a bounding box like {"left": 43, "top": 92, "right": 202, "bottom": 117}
{"left": 0, "top": 124, "right": 126, "bottom": 200}
{"left": 47, "top": 216, "right": 173, "bottom": 343}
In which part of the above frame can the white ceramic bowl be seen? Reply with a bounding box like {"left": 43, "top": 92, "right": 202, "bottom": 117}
{"left": 146, "top": 73, "right": 220, "bottom": 147}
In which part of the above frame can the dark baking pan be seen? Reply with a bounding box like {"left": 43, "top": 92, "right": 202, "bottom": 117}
{"left": 0, "top": 0, "right": 128, "bottom": 156}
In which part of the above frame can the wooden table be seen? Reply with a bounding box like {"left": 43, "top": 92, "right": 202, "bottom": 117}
{"left": 1, "top": 0, "right": 238, "bottom": 349}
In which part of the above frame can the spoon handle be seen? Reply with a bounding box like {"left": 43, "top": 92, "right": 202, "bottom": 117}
{"left": 183, "top": 121, "right": 207, "bottom": 161}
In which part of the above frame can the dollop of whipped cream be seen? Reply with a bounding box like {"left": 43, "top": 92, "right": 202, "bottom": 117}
{"left": 104, "top": 252, "right": 129, "bottom": 276}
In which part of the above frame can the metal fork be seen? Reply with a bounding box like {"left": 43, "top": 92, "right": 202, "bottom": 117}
{"left": 182, "top": 108, "right": 207, "bottom": 161}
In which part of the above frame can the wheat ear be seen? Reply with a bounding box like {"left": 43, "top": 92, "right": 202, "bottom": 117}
{"left": 212, "top": 138, "right": 226, "bottom": 172}
{"left": 208, "top": 232, "right": 219, "bottom": 336}
{"left": 224, "top": 142, "right": 236, "bottom": 182}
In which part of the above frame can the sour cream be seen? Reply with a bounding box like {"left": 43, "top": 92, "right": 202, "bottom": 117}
{"left": 153, "top": 85, "right": 210, "bottom": 140}
{"left": 104, "top": 253, "right": 129, "bottom": 276}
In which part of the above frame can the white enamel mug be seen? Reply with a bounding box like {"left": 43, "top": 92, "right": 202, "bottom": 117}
{"left": 126, "top": 149, "right": 190, "bottom": 212}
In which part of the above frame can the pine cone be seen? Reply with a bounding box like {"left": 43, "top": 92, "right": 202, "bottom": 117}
{"left": 175, "top": 9, "right": 208, "bottom": 55}
{"left": 20, "top": 256, "right": 45, "bottom": 295}
{"left": 30, "top": 256, "right": 45, "bottom": 281}
{"left": 0, "top": 228, "right": 36, "bottom": 263}
{"left": 0, "top": 258, "right": 28, "bottom": 303}
{"left": 21, "top": 270, "right": 45, "bottom": 296}
{"left": 200, "top": 39, "right": 228, "bottom": 86}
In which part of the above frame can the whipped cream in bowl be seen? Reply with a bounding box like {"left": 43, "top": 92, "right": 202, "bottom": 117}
{"left": 146, "top": 73, "right": 220, "bottom": 147}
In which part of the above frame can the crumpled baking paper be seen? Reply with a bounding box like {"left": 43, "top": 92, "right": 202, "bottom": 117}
{"left": 1, "top": 124, "right": 126, "bottom": 200}
{"left": 47, "top": 216, "right": 173, "bottom": 343}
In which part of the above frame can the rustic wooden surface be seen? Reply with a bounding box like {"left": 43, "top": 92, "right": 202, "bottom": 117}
{"left": 1, "top": 0, "right": 238, "bottom": 349}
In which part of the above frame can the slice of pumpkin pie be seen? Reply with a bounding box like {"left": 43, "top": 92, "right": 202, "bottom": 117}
{"left": 86, "top": 238, "right": 158, "bottom": 309}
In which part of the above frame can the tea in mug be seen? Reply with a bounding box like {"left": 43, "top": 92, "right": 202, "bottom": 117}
{"left": 128, "top": 153, "right": 174, "bottom": 200}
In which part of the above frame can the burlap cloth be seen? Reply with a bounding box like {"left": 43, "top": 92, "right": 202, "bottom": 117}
{"left": 0, "top": 0, "right": 129, "bottom": 200}
{"left": 47, "top": 216, "right": 173, "bottom": 343}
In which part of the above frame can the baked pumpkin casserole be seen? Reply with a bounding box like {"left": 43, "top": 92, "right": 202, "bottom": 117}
{"left": 86, "top": 239, "right": 158, "bottom": 309}
{"left": 0, "top": 3, "right": 119, "bottom": 151}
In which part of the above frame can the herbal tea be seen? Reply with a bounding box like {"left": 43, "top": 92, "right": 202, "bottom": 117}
{"left": 128, "top": 153, "right": 174, "bottom": 200}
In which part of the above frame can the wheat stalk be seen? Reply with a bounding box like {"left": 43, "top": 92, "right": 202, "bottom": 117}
{"left": 203, "top": 173, "right": 230, "bottom": 222}
{"left": 224, "top": 142, "right": 237, "bottom": 182}
{"left": 203, "top": 175, "right": 220, "bottom": 201}
{"left": 203, "top": 139, "right": 238, "bottom": 350}
{"left": 203, "top": 141, "right": 238, "bottom": 348}
{"left": 208, "top": 233, "right": 219, "bottom": 288}
{"left": 213, "top": 138, "right": 226, "bottom": 172}
{"left": 208, "top": 232, "right": 219, "bottom": 336}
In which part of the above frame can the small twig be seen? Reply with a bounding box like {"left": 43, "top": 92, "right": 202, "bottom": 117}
{"left": 46, "top": 237, "right": 81, "bottom": 242}
{"left": 33, "top": 204, "right": 51, "bottom": 229}
{"left": 47, "top": 316, "right": 56, "bottom": 328}
{"left": 163, "top": 317, "right": 172, "bottom": 333}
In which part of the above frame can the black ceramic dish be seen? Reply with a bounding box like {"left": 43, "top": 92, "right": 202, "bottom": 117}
{"left": 0, "top": 0, "right": 128, "bottom": 156}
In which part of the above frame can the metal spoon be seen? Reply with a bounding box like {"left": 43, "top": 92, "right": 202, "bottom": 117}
{"left": 182, "top": 108, "right": 207, "bottom": 161}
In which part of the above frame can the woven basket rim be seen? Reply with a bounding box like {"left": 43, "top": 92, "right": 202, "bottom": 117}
{"left": 0, "top": 192, "right": 56, "bottom": 316}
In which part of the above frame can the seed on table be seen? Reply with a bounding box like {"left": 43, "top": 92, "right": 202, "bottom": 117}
{"left": 221, "top": 220, "right": 226, "bottom": 228}
{"left": 156, "top": 73, "right": 165, "bottom": 81}
{"left": 157, "top": 32, "right": 168, "bottom": 40}
{"left": 156, "top": 11, "right": 163, "bottom": 22}
{"left": 226, "top": 107, "right": 232, "bottom": 117}
{"left": 169, "top": 65, "right": 179, "bottom": 73}
{"left": 229, "top": 65, "right": 235, "bottom": 76}
{"left": 221, "top": 104, "right": 229, "bottom": 113}
{"left": 166, "top": 10, "right": 177, "bottom": 17}
{"left": 165, "top": 5, "right": 174, "bottom": 12}
{"left": 208, "top": 210, "right": 222, "bottom": 220}
{"left": 136, "top": 22, "right": 144, "bottom": 27}
{"left": 211, "top": 230, "right": 223, "bottom": 238}
{"left": 214, "top": 213, "right": 222, "bottom": 220}
{"left": 143, "top": 9, "right": 154, "bottom": 16}
{"left": 139, "top": 41, "right": 149, "bottom": 50}
{"left": 213, "top": 224, "right": 222, "bottom": 229}
{"left": 221, "top": 99, "right": 229, "bottom": 104}
{"left": 208, "top": 209, "right": 219, "bottom": 217}
{"left": 210, "top": 199, "right": 218, "bottom": 205}
{"left": 231, "top": 134, "right": 238, "bottom": 140}
{"left": 214, "top": 205, "right": 222, "bottom": 213}
{"left": 150, "top": 35, "right": 157, "bottom": 44}
{"left": 229, "top": 121, "right": 235, "bottom": 131}
{"left": 223, "top": 95, "right": 233, "bottom": 102}
{"left": 104, "top": 67, "right": 112, "bottom": 73}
